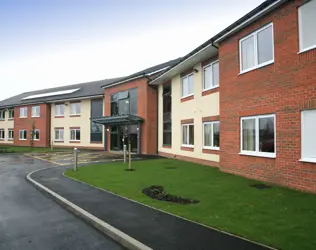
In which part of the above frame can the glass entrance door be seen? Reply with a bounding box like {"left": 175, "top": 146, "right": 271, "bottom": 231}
{"left": 110, "top": 124, "right": 138, "bottom": 153}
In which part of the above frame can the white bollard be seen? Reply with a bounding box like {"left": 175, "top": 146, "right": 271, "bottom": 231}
{"left": 74, "top": 148, "right": 78, "bottom": 171}
{"left": 123, "top": 144, "right": 127, "bottom": 163}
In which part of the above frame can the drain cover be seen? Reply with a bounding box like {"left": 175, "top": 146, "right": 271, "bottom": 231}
{"left": 250, "top": 183, "right": 271, "bottom": 190}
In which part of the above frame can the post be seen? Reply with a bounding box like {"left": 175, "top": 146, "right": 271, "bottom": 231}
{"left": 128, "top": 142, "right": 131, "bottom": 170}
{"left": 74, "top": 148, "right": 78, "bottom": 171}
{"left": 123, "top": 144, "right": 127, "bottom": 163}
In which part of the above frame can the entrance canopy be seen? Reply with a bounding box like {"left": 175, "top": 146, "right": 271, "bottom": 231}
{"left": 92, "top": 114, "right": 144, "bottom": 125}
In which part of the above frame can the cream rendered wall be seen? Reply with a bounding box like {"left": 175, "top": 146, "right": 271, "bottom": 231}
{"left": 51, "top": 99, "right": 104, "bottom": 148}
{"left": 158, "top": 62, "right": 220, "bottom": 162}
{"left": 0, "top": 111, "right": 14, "bottom": 144}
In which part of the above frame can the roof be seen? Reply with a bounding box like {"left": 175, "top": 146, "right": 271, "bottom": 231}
{"left": 101, "top": 57, "right": 182, "bottom": 88}
{"left": 150, "top": 0, "right": 285, "bottom": 85}
{"left": 0, "top": 77, "right": 123, "bottom": 108}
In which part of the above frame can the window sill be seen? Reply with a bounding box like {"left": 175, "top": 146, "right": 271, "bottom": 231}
{"left": 0, "top": 139, "right": 4, "bottom": 141}
{"left": 8, "top": 118, "right": 14, "bottom": 120}
{"left": 202, "top": 148, "right": 220, "bottom": 154}
{"left": 55, "top": 116, "right": 65, "bottom": 118}
{"left": 239, "top": 61, "right": 274, "bottom": 75}
{"left": 239, "top": 151, "right": 276, "bottom": 158}
{"left": 202, "top": 86, "right": 219, "bottom": 96}
{"left": 299, "top": 158, "right": 316, "bottom": 164}
{"left": 54, "top": 140, "right": 64, "bottom": 143}
{"left": 19, "top": 139, "right": 27, "bottom": 141}
{"left": 181, "top": 94, "right": 194, "bottom": 103}
{"left": 181, "top": 145, "right": 194, "bottom": 151}
{"left": 90, "top": 141, "right": 103, "bottom": 144}
{"left": 31, "top": 116, "right": 40, "bottom": 118}
{"left": 8, "top": 139, "right": 14, "bottom": 141}
{"left": 70, "top": 140, "right": 81, "bottom": 143}
{"left": 70, "top": 114, "right": 81, "bottom": 117}
{"left": 298, "top": 44, "right": 316, "bottom": 54}
{"left": 162, "top": 145, "right": 172, "bottom": 149}
{"left": 19, "top": 117, "right": 27, "bottom": 119}
{"left": 0, "top": 119, "right": 5, "bottom": 121}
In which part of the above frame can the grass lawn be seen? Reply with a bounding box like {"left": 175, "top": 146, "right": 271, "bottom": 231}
{"left": 0, "top": 145, "right": 72, "bottom": 153}
{"left": 65, "top": 158, "right": 316, "bottom": 250}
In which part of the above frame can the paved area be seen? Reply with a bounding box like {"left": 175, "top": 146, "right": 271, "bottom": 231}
{"left": 25, "top": 150, "right": 139, "bottom": 166}
{"left": 0, "top": 154, "right": 124, "bottom": 250}
{"left": 31, "top": 167, "right": 271, "bottom": 250}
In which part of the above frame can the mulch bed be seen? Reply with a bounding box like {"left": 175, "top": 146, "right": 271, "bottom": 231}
{"left": 142, "top": 185, "right": 199, "bottom": 205}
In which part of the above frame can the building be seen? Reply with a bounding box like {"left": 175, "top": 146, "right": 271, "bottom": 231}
{"left": 151, "top": 0, "right": 316, "bottom": 192}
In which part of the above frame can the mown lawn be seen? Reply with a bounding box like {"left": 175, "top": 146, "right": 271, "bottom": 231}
{"left": 65, "top": 158, "right": 316, "bottom": 250}
{"left": 0, "top": 146, "right": 72, "bottom": 153}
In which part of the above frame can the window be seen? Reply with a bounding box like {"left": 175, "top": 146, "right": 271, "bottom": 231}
{"left": 301, "top": 110, "right": 316, "bottom": 162}
{"left": 241, "top": 114, "right": 275, "bottom": 158}
{"left": 8, "top": 130, "right": 14, "bottom": 140}
{"left": 239, "top": 23, "right": 274, "bottom": 73}
{"left": 0, "top": 130, "right": 4, "bottom": 139}
{"left": 19, "top": 130, "right": 27, "bottom": 140}
{"left": 20, "top": 107, "right": 28, "bottom": 118}
{"left": 163, "top": 84, "right": 172, "bottom": 146}
{"left": 298, "top": 0, "right": 316, "bottom": 52}
{"left": 0, "top": 110, "right": 5, "bottom": 120}
{"left": 203, "top": 61, "right": 219, "bottom": 90}
{"left": 182, "top": 124, "right": 194, "bottom": 147}
{"left": 55, "top": 129, "right": 64, "bottom": 141}
{"left": 181, "top": 74, "right": 194, "bottom": 98}
{"left": 31, "top": 106, "right": 40, "bottom": 117}
{"left": 203, "top": 121, "right": 220, "bottom": 149}
{"left": 70, "top": 102, "right": 81, "bottom": 115}
{"left": 70, "top": 128, "right": 81, "bottom": 141}
{"left": 8, "top": 109, "right": 14, "bottom": 119}
{"left": 31, "top": 129, "right": 40, "bottom": 140}
{"left": 55, "top": 104, "right": 65, "bottom": 116}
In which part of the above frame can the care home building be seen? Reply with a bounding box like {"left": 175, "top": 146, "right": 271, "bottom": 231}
{"left": 151, "top": 0, "right": 316, "bottom": 192}
{"left": 0, "top": 0, "right": 315, "bottom": 193}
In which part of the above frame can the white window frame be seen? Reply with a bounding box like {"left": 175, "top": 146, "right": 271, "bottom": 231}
{"left": 32, "top": 129, "right": 40, "bottom": 141}
{"left": 0, "top": 130, "right": 4, "bottom": 139}
{"left": 20, "top": 107, "right": 28, "bottom": 118}
{"left": 55, "top": 104, "right": 65, "bottom": 117}
{"left": 19, "top": 129, "right": 27, "bottom": 140}
{"left": 203, "top": 60, "right": 219, "bottom": 91}
{"left": 300, "top": 110, "right": 316, "bottom": 163}
{"left": 181, "top": 74, "right": 194, "bottom": 98}
{"left": 8, "top": 130, "right": 14, "bottom": 140}
{"left": 31, "top": 106, "right": 40, "bottom": 117}
{"left": 181, "top": 123, "right": 194, "bottom": 147}
{"left": 239, "top": 23, "right": 274, "bottom": 74}
{"left": 203, "top": 121, "right": 220, "bottom": 150}
{"left": 70, "top": 102, "right": 81, "bottom": 115}
{"left": 8, "top": 109, "right": 14, "bottom": 119}
{"left": 240, "top": 114, "right": 276, "bottom": 158}
{"left": 70, "top": 128, "right": 81, "bottom": 142}
{"left": 0, "top": 110, "right": 5, "bottom": 120}
{"left": 54, "top": 128, "right": 64, "bottom": 141}
{"left": 298, "top": 0, "right": 316, "bottom": 53}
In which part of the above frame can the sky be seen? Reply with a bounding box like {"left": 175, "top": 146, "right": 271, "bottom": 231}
{"left": 0, "top": 0, "right": 265, "bottom": 101}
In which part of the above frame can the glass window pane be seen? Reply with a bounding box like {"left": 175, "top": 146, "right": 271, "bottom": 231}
{"left": 212, "top": 62, "right": 219, "bottom": 87}
{"left": 188, "top": 75, "right": 194, "bottom": 95}
{"left": 302, "top": 110, "right": 316, "bottom": 158}
{"left": 299, "top": 0, "right": 316, "bottom": 50}
{"left": 213, "top": 123, "right": 220, "bottom": 147}
{"left": 182, "top": 77, "right": 188, "bottom": 97}
{"left": 259, "top": 117, "right": 275, "bottom": 153}
{"left": 203, "top": 66, "right": 211, "bottom": 90}
{"left": 242, "top": 119, "right": 256, "bottom": 151}
{"left": 189, "top": 125, "right": 194, "bottom": 145}
{"left": 257, "top": 25, "right": 273, "bottom": 64}
{"left": 163, "top": 132, "right": 172, "bottom": 145}
{"left": 76, "top": 130, "right": 81, "bottom": 141}
{"left": 204, "top": 123, "right": 212, "bottom": 147}
{"left": 182, "top": 125, "right": 187, "bottom": 144}
{"left": 241, "top": 36, "right": 255, "bottom": 71}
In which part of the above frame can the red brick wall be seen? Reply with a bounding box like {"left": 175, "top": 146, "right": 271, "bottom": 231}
{"left": 104, "top": 78, "right": 158, "bottom": 154}
{"left": 219, "top": 0, "right": 316, "bottom": 192}
{"left": 14, "top": 104, "right": 51, "bottom": 147}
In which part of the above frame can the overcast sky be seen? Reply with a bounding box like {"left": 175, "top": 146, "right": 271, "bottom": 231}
{"left": 0, "top": 0, "right": 265, "bottom": 101}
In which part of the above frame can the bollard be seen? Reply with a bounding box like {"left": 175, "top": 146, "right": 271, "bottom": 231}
{"left": 74, "top": 148, "right": 78, "bottom": 171}
{"left": 123, "top": 144, "right": 127, "bottom": 163}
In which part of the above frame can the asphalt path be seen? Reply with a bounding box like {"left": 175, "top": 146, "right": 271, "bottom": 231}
{"left": 0, "top": 154, "right": 124, "bottom": 250}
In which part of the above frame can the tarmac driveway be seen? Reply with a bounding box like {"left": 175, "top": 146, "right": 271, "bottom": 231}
{"left": 0, "top": 153, "right": 124, "bottom": 250}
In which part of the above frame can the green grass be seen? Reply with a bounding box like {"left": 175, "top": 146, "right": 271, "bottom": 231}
{"left": 65, "top": 159, "right": 316, "bottom": 250}
{"left": 0, "top": 145, "right": 72, "bottom": 153}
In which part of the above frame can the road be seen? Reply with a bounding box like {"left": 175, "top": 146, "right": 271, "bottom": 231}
{"left": 0, "top": 154, "right": 124, "bottom": 250}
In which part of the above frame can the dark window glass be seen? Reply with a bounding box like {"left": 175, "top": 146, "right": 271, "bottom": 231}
{"left": 111, "top": 102, "right": 118, "bottom": 116}
{"left": 129, "top": 88, "right": 138, "bottom": 115}
{"left": 213, "top": 123, "right": 220, "bottom": 147}
{"left": 163, "top": 84, "right": 172, "bottom": 146}
{"left": 118, "top": 99, "right": 130, "bottom": 115}
{"left": 90, "top": 99, "right": 103, "bottom": 142}
{"left": 163, "top": 132, "right": 172, "bottom": 145}
{"left": 118, "top": 91, "right": 129, "bottom": 100}
{"left": 259, "top": 117, "right": 275, "bottom": 153}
